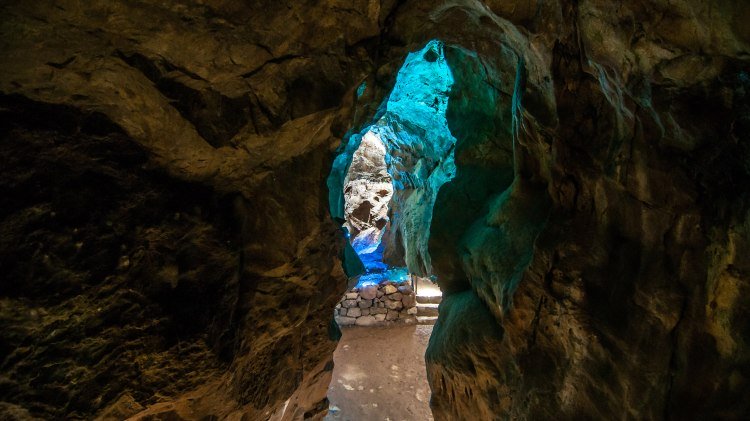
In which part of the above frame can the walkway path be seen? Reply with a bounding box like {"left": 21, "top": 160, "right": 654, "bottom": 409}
{"left": 325, "top": 324, "right": 434, "bottom": 421}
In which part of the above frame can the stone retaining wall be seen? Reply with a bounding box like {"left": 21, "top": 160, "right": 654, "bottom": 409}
{"left": 335, "top": 282, "right": 417, "bottom": 326}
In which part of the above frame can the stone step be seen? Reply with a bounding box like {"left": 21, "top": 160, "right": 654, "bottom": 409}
{"left": 416, "top": 303, "right": 439, "bottom": 317}
{"left": 417, "top": 316, "right": 438, "bottom": 325}
{"left": 416, "top": 295, "right": 442, "bottom": 304}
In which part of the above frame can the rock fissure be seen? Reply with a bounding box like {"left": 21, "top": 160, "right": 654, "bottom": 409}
{"left": 240, "top": 54, "right": 306, "bottom": 79}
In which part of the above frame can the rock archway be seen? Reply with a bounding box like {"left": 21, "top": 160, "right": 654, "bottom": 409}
{"left": 330, "top": 40, "right": 457, "bottom": 289}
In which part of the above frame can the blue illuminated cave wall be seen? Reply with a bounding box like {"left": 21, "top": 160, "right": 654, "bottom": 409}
{"left": 328, "top": 40, "right": 457, "bottom": 287}
{"left": 342, "top": 129, "right": 392, "bottom": 254}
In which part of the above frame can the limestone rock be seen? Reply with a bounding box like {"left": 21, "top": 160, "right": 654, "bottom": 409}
{"left": 385, "top": 310, "right": 400, "bottom": 321}
{"left": 374, "top": 314, "right": 386, "bottom": 322}
{"left": 0, "top": 14, "right": 353, "bottom": 412}
{"left": 337, "top": 317, "right": 356, "bottom": 327}
{"left": 383, "top": 285, "right": 398, "bottom": 295}
{"left": 95, "top": 393, "right": 144, "bottom": 420}
{"left": 344, "top": 130, "right": 393, "bottom": 255}
{"left": 344, "top": 292, "right": 359, "bottom": 300}
{"left": 347, "top": 308, "right": 361, "bottom": 318}
{"left": 355, "top": 315, "right": 377, "bottom": 326}
{"left": 387, "top": 292, "right": 403, "bottom": 301}
{"left": 360, "top": 285, "right": 378, "bottom": 300}
{"left": 398, "top": 285, "right": 413, "bottom": 294}
{"left": 423, "top": 2, "right": 750, "bottom": 419}
{"left": 357, "top": 300, "right": 372, "bottom": 309}
{"left": 402, "top": 294, "right": 416, "bottom": 308}
{"left": 385, "top": 300, "right": 403, "bottom": 311}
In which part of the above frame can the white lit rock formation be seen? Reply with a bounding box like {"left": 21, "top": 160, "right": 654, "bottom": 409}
{"left": 343, "top": 130, "right": 392, "bottom": 255}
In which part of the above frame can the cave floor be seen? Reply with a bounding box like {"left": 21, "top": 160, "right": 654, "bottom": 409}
{"left": 325, "top": 324, "right": 434, "bottom": 421}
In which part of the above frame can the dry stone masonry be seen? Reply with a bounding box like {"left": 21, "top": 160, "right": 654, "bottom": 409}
{"left": 335, "top": 282, "right": 417, "bottom": 327}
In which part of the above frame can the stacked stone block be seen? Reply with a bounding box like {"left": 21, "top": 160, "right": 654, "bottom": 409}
{"left": 335, "top": 282, "right": 417, "bottom": 326}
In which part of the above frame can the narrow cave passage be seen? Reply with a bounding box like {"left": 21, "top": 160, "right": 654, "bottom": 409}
{"left": 342, "top": 129, "right": 395, "bottom": 284}
{"left": 325, "top": 40, "right": 455, "bottom": 421}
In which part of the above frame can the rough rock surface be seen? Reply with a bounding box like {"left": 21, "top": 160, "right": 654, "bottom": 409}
{"left": 0, "top": 1, "right": 383, "bottom": 419}
{"left": 335, "top": 282, "right": 417, "bottom": 327}
{"left": 1, "top": 0, "right": 749, "bottom": 420}
{"left": 343, "top": 131, "right": 393, "bottom": 254}
{"left": 420, "top": 1, "right": 750, "bottom": 421}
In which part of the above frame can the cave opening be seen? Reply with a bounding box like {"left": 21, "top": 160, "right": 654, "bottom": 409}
{"left": 329, "top": 39, "right": 455, "bottom": 317}
{"left": 325, "top": 39, "right": 456, "bottom": 419}
{"left": 341, "top": 128, "right": 397, "bottom": 286}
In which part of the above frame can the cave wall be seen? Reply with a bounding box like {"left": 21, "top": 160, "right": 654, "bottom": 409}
{"left": 419, "top": 1, "right": 750, "bottom": 420}
{"left": 1, "top": 0, "right": 749, "bottom": 420}
{"left": 0, "top": 1, "right": 387, "bottom": 419}
{"left": 342, "top": 130, "right": 393, "bottom": 256}
{"left": 329, "top": 40, "right": 459, "bottom": 276}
